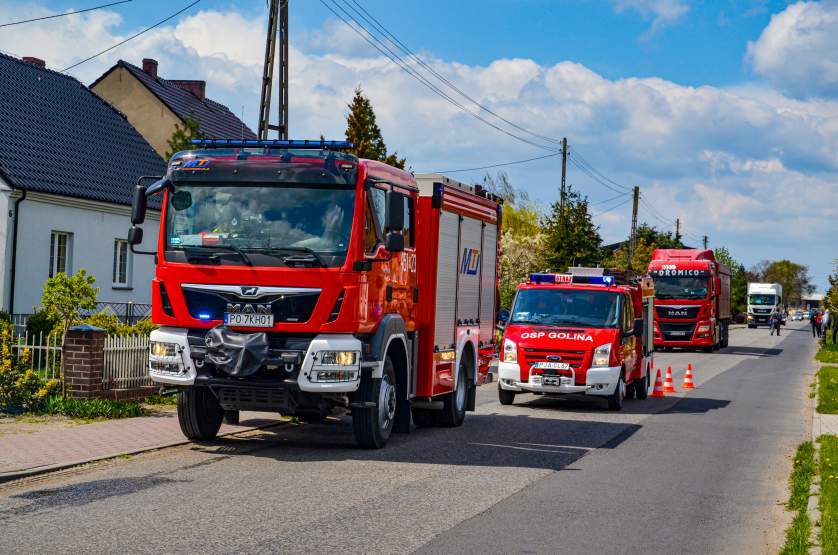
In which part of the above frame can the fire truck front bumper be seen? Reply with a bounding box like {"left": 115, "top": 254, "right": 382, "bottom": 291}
{"left": 496, "top": 361, "right": 621, "bottom": 396}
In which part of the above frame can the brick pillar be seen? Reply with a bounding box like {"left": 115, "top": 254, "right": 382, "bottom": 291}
{"left": 63, "top": 325, "right": 105, "bottom": 399}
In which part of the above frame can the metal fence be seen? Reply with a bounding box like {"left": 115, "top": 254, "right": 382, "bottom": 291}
{"left": 11, "top": 331, "right": 63, "bottom": 382}
{"left": 85, "top": 302, "right": 153, "bottom": 325}
{"left": 11, "top": 314, "right": 30, "bottom": 336}
{"left": 103, "top": 335, "right": 152, "bottom": 390}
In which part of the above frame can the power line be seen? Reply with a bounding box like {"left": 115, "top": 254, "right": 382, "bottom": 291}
{"left": 568, "top": 147, "right": 631, "bottom": 192}
{"left": 60, "top": 0, "right": 201, "bottom": 72}
{"left": 592, "top": 197, "right": 632, "bottom": 218}
{"left": 320, "top": 0, "right": 559, "bottom": 153}
{"left": 342, "top": 0, "right": 563, "bottom": 148}
{"left": 567, "top": 154, "right": 627, "bottom": 195}
{"left": 589, "top": 192, "right": 631, "bottom": 206}
{"left": 428, "top": 151, "right": 561, "bottom": 174}
{"left": 0, "top": 0, "right": 131, "bottom": 28}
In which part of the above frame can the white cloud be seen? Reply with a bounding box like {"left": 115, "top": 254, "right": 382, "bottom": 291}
{"left": 0, "top": 3, "right": 836, "bottom": 286}
{"left": 612, "top": 0, "right": 690, "bottom": 36}
{"left": 747, "top": 1, "right": 838, "bottom": 99}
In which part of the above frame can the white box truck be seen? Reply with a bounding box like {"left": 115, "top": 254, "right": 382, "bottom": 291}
{"left": 747, "top": 283, "right": 783, "bottom": 328}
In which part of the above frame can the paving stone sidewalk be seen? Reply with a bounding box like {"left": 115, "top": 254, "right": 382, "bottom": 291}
{"left": 0, "top": 410, "right": 279, "bottom": 479}
{"left": 813, "top": 412, "right": 838, "bottom": 439}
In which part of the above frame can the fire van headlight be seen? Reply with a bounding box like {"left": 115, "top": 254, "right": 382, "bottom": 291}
{"left": 592, "top": 343, "right": 612, "bottom": 368}
{"left": 318, "top": 351, "right": 359, "bottom": 366}
{"left": 150, "top": 341, "right": 178, "bottom": 358}
{"left": 502, "top": 338, "right": 518, "bottom": 363}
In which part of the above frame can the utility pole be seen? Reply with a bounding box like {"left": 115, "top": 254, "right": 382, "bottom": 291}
{"left": 559, "top": 137, "right": 568, "bottom": 237}
{"left": 258, "top": 0, "right": 289, "bottom": 140}
{"left": 675, "top": 218, "right": 680, "bottom": 240}
{"left": 629, "top": 186, "right": 640, "bottom": 268}
{"left": 703, "top": 235, "right": 708, "bottom": 249}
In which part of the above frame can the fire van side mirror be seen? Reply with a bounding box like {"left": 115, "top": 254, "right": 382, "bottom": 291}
{"left": 497, "top": 309, "right": 510, "bottom": 329}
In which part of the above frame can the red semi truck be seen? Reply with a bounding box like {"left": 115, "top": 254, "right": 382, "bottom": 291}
{"left": 496, "top": 268, "right": 655, "bottom": 411}
{"left": 647, "top": 249, "right": 731, "bottom": 352}
{"left": 127, "top": 140, "right": 500, "bottom": 448}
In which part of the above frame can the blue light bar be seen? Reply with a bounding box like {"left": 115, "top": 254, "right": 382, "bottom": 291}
{"left": 529, "top": 273, "right": 572, "bottom": 284}
{"left": 189, "top": 139, "right": 354, "bottom": 150}
{"left": 528, "top": 273, "right": 615, "bottom": 286}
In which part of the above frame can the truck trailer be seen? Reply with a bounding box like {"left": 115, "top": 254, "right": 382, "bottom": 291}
{"left": 647, "top": 249, "right": 731, "bottom": 352}
{"left": 747, "top": 282, "right": 783, "bottom": 328}
{"left": 127, "top": 140, "right": 501, "bottom": 448}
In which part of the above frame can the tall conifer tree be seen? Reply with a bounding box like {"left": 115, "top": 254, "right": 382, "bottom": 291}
{"left": 344, "top": 87, "right": 405, "bottom": 169}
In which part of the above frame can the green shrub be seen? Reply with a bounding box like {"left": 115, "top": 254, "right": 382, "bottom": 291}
{"left": 0, "top": 320, "right": 61, "bottom": 413}
{"left": 25, "top": 309, "right": 58, "bottom": 338}
{"left": 82, "top": 313, "right": 156, "bottom": 336}
{"left": 0, "top": 310, "right": 11, "bottom": 324}
{"left": 44, "top": 396, "right": 147, "bottom": 419}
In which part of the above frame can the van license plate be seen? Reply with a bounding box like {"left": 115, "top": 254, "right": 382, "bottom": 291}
{"left": 533, "top": 362, "right": 570, "bottom": 370}
{"left": 224, "top": 313, "right": 274, "bottom": 327}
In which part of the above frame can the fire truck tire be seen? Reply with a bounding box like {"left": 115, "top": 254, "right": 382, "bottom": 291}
{"left": 437, "top": 358, "right": 468, "bottom": 427}
{"left": 635, "top": 372, "right": 649, "bottom": 400}
{"left": 607, "top": 375, "right": 625, "bottom": 411}
{"left": 353, "top": 358, "right": 397, "bottom": 449}
{"left": 299, "top": 411, "right": 327, "bottom": 423}
{"left": 411, "top": 408, "right": 437, "bottom": 428}
{"left": 498, "top": 384, "right": 516, "bottom": 405}
{"left": 177, "top": 387, "right": 224, "bottom": 441}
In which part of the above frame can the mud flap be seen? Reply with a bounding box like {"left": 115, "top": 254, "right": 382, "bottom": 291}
{"left": 394, "top": 363, "right": 411, "bottom": 434}
{"left": 466, "top": 382, "right": 476, "bottom": 411}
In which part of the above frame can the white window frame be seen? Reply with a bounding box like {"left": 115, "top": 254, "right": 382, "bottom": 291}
{"left": 112, "top": 238, "right": 132, "bottom": 289}
{"left": 49, "top": 231, "right": 73, "bottom": 278}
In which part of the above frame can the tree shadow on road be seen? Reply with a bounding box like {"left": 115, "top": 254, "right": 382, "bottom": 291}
{"left": 721, "top": 346, "right": 783, "bottom": 357}
{"left": 513, "top": 393, "right": 730, "bottom": 416}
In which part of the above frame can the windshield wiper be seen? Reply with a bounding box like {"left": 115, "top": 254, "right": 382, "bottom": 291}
{"left": 184, "top": 245, "right": 252, "bottom": 266}
{"left": 267, "top": 246, "right": 327, "bottom": 267}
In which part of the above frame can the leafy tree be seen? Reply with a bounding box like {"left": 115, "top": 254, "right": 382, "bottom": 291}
{"left": 344, "top": 87, "right": 405, "bottom": 169}
{"left": 499, "top": 231, "right": 548, "bottom": 309}
{"left": 601, "top": 223, "right": 683, "bottom": 272}
{"left": 825, "top": 262, "right": 838, "bottom": 312}
{"left": 482, "top": 171, "right": 540, "bottom": 236}
{"left": 543, "top": 185, "right": 602, "bottom": 271}
{"left": 757, "top": 260, "right": 815, "bottom": 306}
{"left": 714, "top": 247, "right": 748, "bottom": 316}
{"left": 40, "top": 269, "right": 99, "bottom": 335}
{"left": 165, "top": 117, "right": 204, "bottom": 159}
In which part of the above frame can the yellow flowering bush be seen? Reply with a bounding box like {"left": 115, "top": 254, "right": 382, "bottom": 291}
{"left": 0, "top": 320, "right": 59, "bottom": 413}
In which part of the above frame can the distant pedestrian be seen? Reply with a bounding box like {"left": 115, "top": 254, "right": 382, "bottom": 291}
{"left": 812, "top": 310, "right": 821, "bottom": 338}
{"left": 770, "top": 310, "right": 783, "bottom": 336}
{"left": 822, "top": 310, "right": 832, "bottom": 343}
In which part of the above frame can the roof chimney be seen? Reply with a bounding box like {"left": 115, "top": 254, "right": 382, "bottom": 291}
{"left": 142, "top": 58, "right": 158, "bottom": 78}
{"left": 171, "top": 80, "right": 206, "bottom": 101}
{"left": 22, "top": 57, "right": 46, "bottom": 68}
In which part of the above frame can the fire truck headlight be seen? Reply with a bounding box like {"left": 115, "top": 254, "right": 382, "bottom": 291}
{"left": 318, "top": 351, "right": 359, "bottom": 366}
{"left": 502, "top": 338, "right": 518, "bottom": 363}
{"left": 592, "top": 343, "right": 612, "bottom": 367}
{"left": 696, "top": 324, "right": 711, "bottom": 333}
{"left": 150, "top": 341, "right": 178, "bottom": 358}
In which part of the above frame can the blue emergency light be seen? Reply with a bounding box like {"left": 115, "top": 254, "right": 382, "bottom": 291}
{"left": 189, "top": 139, "right": 354, "bottom": 150}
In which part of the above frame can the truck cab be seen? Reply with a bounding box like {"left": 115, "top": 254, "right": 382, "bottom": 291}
{"left": 496, "top": 268, "right": 654, "bottom": 411}
{"left": 747, "top": 283, "right": 783, "bottom": 328}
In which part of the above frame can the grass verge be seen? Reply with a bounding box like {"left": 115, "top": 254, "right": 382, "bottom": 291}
{"left": 821, "top": 436, "right": 838, "bottom": 553}
{"left": 818, "top": 341, "right": 838, "bottom": 365}
{"left": 144, "top": 393, "right": 177, "bottom": 406}
{"left": 42, "top": 397, "right": 147, "bottom": 419}
{"left": 818, "top": 366, "right": 838, "bottom": 414}
{"left": 780, "top": 441, "right": 816, "bottom": 555}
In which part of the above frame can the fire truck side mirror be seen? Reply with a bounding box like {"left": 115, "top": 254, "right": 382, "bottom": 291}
{"left": 632, "top": 318, "right": 643, "bottom": 337}
{"left": 131, "top": 184, "right": 147, "bottom": 225}
{"left": 127, "top": 226, "right": 143, "bottom": 246}
{"left": 385, "top": 232, "right": 405, "bottom": 253}
{"left": 385, "top": 190, "right": 405, "bottom": 232}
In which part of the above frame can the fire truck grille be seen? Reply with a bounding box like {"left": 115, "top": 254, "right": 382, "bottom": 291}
{"left": 216, "top": 387, "right": 290, "bottom": 411}
{"left": 659, "top": 322, "right": 696, "bottom": 341}
{"left": 656, "top": 305, "right": 700, "bottom": 319}
{"left": 182, "top": 288, "right": 320, "bottom": 323}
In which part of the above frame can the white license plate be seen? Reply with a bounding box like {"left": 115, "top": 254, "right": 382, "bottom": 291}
{"left": 543, "top": 376, "right": 573, "bottom": 387}
{"left": 669, "top": 331, "right": 687, "bottom": 336}
{"left": 533, "top": 361, "right": 571, "bottom": 370}
{"left": 224, "top": 313, "right": 274, "bottom": 327}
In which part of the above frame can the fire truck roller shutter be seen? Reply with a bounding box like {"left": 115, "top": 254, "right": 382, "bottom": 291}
{"left": 456, "top": 217, "right": 483, "bottom": 325}
{"left": 479, "top": 222, "right": 498, "bottom": 344}
{"left": 434, "top": 210, "right": 459, "bottom": 349}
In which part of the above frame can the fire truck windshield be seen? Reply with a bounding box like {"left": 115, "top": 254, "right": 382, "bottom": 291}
{"left": 164, "top": 183, "right": 355, "bottom": 267}
{"left": 653, "top": 276, "right": 709, "bottom": 300}
{"left": 510, "top": 289, "right": 622, "bottom": 328}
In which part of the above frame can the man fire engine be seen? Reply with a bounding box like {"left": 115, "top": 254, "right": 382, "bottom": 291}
{"left": 127, "top": 140, "right": 500, "bottom": 448}
{"left": 496, "top": 268, "right": 655, "bottom": 411}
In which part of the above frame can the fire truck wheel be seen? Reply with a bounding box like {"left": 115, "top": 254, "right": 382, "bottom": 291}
{"left": 635, "top": 372, "right": 649, "bottom": 400}
{"left": 607, "top": 375, "right": 625, "bottom": 411}
{"left": 353, "top": 358, "right": 397, "bottom": 449}
{"left": 498, "top": 383, "right": 516, "bottom": 405}
{"left": 437, "top": 358, "right": 468, "bottom": 427}
{"left": 411, "top": 408, "right": 437, "bottom": 428}
{"left": 177, "top": 387, "right": 224, "bottom": 441}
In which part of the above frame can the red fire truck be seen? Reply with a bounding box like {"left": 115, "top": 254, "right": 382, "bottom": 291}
{"left": 496, "top": 268, "right": 655, "bottom": 411}
{"left": 127, "top": 140, "right": 500, "bottom": 448}
{"left": 647, "top": 249, "right": 731, "bottom": 352}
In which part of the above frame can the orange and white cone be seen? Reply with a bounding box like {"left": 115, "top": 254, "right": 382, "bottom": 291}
{"left": 663, "top": 365, "right": 677, "bottom": 393}
{"left": 682, "top": 364, "right": 695, "bottom": 389}
{"left": 651, "top": 368, "right": 666, "bottom": 398}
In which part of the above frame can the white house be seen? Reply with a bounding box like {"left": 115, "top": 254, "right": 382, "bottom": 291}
{"left": 0, "top": 54, "right": 166, "bottom": 319}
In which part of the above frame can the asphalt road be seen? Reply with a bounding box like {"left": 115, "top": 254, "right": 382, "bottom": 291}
{"left": 0, "top": 322, "right": 817, "bottom": 554}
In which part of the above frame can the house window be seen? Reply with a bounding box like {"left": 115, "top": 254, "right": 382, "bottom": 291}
{"left": 49, "top": 231, "right": 72, "bottom": 278}
{"left": 112, "top": 239, "right": 131, "bottom": 287}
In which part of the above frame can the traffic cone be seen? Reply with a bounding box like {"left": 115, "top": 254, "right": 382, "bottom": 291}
{"left": 682, "top": 364, "right": 695, "bottom": 389}
{"left": 651, "top": 368, "right": 666, "bottom": 398}
{"left": 663, "top": 365, "right": 677, "bottom": 393}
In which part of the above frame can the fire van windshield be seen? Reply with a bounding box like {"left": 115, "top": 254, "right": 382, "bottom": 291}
{"left": 510, "top": 289, "right": 622, "bottom": 328}
{"left": 164, "top": 183, "right": 355, "bottom": 267}
{"left": 653, "top": 276, "right": 709, "bottom": 300}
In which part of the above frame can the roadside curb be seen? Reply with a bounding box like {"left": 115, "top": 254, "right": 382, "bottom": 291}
{"left": 0, "top": 419, "right": 285, "bottom": 485}
{"left": 808, "top": 362, "right": 826, "bottom": 554}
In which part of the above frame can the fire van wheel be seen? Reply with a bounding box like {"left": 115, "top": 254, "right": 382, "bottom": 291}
{"left": 607, "top": 375, "right": 625, "bottom": 411}
{"left": 498, "top": 384, "right": 516, "bottom": 405}
{"left": 353, "top": 358, "right": 397, "bottom": 449}
{"left": 177, "top": 387, "right": 224, "bottom": 441}
{"left": 437, "top": 358, "right": 468, "bottom": 427}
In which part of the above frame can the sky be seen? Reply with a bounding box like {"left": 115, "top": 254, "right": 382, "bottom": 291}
{"left": 1, "top": 0, "right": 836, "bottom": 289}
